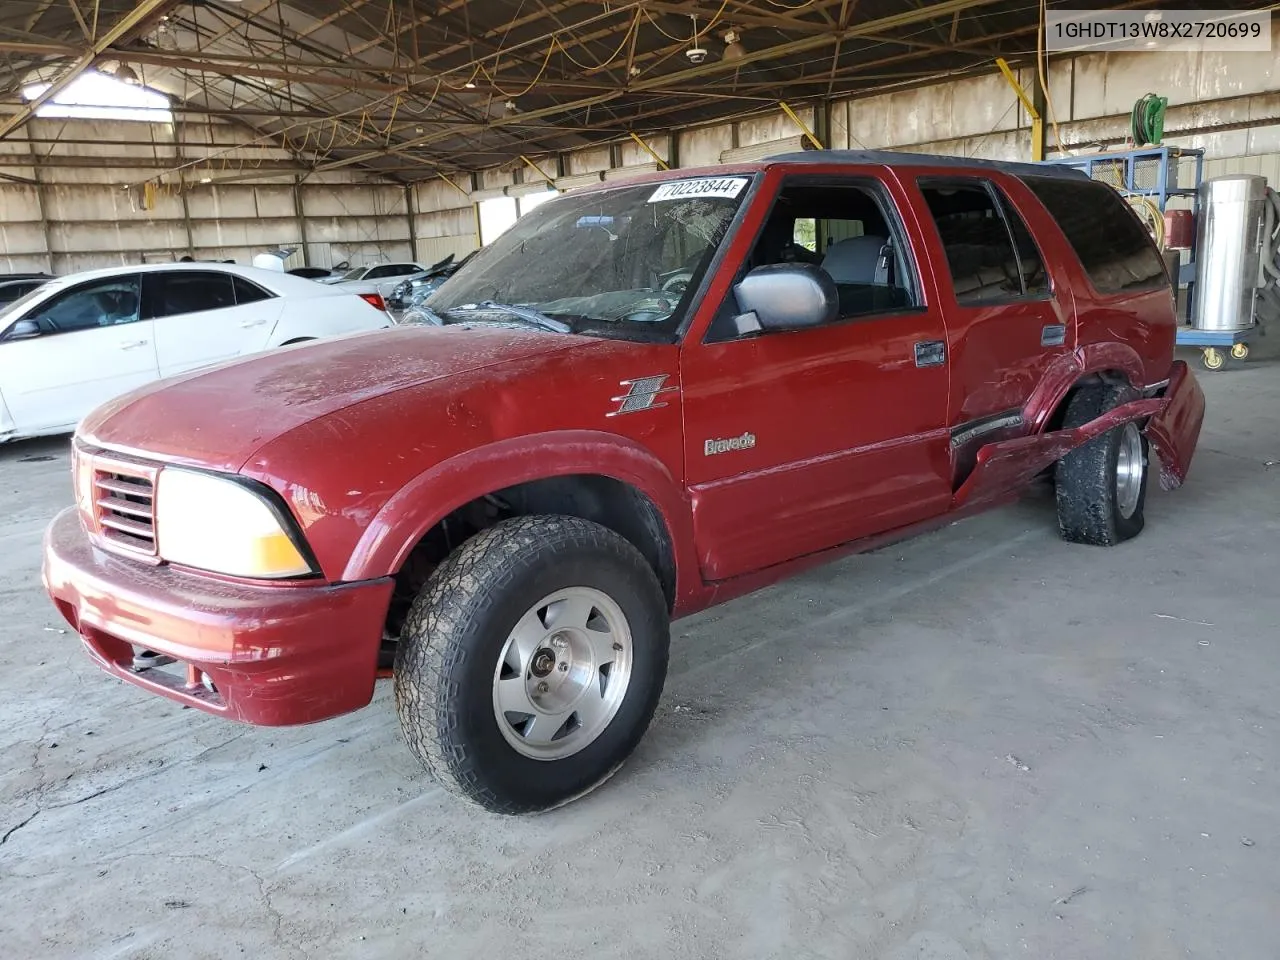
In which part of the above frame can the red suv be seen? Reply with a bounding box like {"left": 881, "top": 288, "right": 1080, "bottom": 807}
{"left": 44, "top": 152, "right": 1204, "bottom": 814}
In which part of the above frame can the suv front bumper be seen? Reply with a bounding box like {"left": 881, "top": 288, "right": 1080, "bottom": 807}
{"left": 42, "top": 507, "right": 394, "bottom": 726}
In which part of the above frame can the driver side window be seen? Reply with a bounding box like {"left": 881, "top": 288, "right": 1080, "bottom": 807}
{"left": 26, "top": 276, "right": 142, "bottom": 336}
{"left": 717, "top": 181, "right": 918, "bottom": 339}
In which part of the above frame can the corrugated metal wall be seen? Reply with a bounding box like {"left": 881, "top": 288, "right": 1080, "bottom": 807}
{"left": 0, "top": 116, "right": 425, "bottom": 275}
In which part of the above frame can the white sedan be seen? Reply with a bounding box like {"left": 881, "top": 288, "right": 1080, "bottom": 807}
{"left": 318, "top": 262, "right": 425, "bottom": 285}
{"left": 0, "top": 262, "right": 392, "bottom": 442}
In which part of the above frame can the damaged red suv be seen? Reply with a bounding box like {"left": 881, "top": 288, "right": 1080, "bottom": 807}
{"left": 44, "top": 151, "right": 1204, "bottom": 813}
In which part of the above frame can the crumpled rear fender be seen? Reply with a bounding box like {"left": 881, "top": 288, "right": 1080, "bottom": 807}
{"left": 954, "top": 360, "right": 1204, "bottom": 508}
{"left": 1144, "top": 360, "right": 1205, "bottom": 490}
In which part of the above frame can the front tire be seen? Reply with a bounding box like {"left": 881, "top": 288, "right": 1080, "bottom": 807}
{"left": 394, "top": 516, "right": 669, "bottom": 814}
{"left": 1055, "top": 382, "right": 1149, "bottom": 546}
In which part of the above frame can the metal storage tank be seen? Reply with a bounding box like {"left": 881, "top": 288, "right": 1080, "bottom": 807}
{"left": 1191, "top": 174, "right": 1267, "bottom": 331}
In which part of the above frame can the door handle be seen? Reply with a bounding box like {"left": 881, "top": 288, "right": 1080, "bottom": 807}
{"left": 1040, "top": 324, "right": 1067, "bottom": 347}
{"left": 914, "top": 340, "right": 946, "bottom": 367}
{"left": 118, "top": 340, "right": 149, "bottom": 350}
{"left": 239, "top": 319, "right": 267, "bottom": 328}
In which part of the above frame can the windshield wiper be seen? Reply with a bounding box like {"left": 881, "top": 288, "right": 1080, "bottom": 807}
{"left": 447, "top": 300, "right": 572, "bottom": 334}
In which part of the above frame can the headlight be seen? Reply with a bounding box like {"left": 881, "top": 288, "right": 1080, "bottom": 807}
{"left": 156, "top": 469, "right": 317, "bottom": 579}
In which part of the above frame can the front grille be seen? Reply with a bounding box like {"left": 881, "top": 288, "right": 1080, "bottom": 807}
{"left": 92, "top": 459, "right": 158, "bottom": 556}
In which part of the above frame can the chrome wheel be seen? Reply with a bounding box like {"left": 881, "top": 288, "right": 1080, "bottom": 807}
{"left": 492, "top": 587, "right": 633, "bottom": 761}
{"left": 1115, "top": 422, "right": 1146, "bottom": 520}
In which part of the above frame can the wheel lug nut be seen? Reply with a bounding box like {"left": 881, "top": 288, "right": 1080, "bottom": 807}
{"left": 558, "top": 662, "right": 569, "bottom": 672}
{"left": 536, "top": 681, "right": 549, "bottom": 693}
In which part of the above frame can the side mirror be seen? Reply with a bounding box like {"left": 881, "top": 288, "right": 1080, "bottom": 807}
{"left": 4, "top": 319, "right": 40, "bottom": 341}
{"left": 732, "top": 263, "right": 838, "bottom": 335}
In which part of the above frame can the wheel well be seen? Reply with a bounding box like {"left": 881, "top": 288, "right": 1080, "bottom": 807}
{"left": 280, "top": 337, "right": 315, "bottom": 346}
{"left": 385, "top": 474, "right": 678, "bottom": 638}
{"left": 1043, "top": 369, "right": 1132, "bottom": 434}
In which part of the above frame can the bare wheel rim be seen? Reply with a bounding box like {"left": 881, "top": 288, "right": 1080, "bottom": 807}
{"left": 492, "top": 587, "right": 634, "bottom": 761}
{"left": 1115, "top": 422, "right": 1145, "bottom": 520}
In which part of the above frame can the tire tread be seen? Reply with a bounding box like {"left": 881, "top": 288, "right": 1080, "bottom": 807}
{"left": 1055, "top": 381, "right": 1145, "bottom": 546}
{"left": 393, "top": 515, "right": 667, "bottom": 814}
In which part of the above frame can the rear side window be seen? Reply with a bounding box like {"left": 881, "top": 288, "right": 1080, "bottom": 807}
{"left": 919, "top": 179, "right": 1042, "bottom": 304}
{"left": 1021, "top": 176, "right": 1167, "bottom": 293}
{"left": 996, "top": 193, "right": 1048, "bottom": 296}
{"left": 233, "top": 276, "right": 274, "bottom": 305}
{"left": 146, "top": 271, "right": 235, "bottom": 319}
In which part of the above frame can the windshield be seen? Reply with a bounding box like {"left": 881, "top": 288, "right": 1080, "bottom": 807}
{"left": 340, "top": 267, "right": 366, "bottom": 281}
{"left": 427, "top": 176, "right": 751, "bottom": 339}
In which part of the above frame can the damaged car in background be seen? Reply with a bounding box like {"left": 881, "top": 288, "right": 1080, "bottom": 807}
{"left": 387, "top": 252, "right": 474, "bottom": 322}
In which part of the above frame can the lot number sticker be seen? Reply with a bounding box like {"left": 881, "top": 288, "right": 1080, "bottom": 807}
{"left": 647, "top": 177, "right": 748, "bottom": 203}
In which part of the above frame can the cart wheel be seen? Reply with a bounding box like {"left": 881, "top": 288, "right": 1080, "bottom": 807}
{"left": 1202, "top": 347, "right": 1226, "bottom": 371}
{"left": 1230, "top": 342, "right": 1250, "bottom": 361}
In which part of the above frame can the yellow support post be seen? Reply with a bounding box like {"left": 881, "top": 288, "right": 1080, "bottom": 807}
{"left": 436, "top": 172, "right": 470, "bottom": 197}
{"left": 628, "top": 132, "right": 669, "bottom": 170}
{"left": 779, "top": 101, "right": 824, "bottom": 150}
{"left": 519, "top": 154, "right": 557, "bottom": 185}
{"left": 996, "top": 57, "right": 1043, "bottom": 162}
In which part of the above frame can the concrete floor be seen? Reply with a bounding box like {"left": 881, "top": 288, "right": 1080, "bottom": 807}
{"left": 2, "top": 353, "right": 1277, "bottom": 960}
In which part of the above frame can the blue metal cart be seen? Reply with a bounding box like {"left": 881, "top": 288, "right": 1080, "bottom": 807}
{"left": 1040, "top": 145, "right": 1203, "bottom": 213}
{"left": 1174, "top": 326, "right": 1254, "bottom": 370}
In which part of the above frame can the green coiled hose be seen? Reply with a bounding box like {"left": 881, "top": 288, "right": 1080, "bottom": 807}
{"left": 1131, "top": 93, "right": 1168, "bottom": 147}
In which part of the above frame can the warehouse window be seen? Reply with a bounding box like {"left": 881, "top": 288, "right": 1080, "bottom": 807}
{"left": 518, "top": 190, "right": 558, "bottom": 217}
{"left": 478, "top": 197, "right": 519, "bottom": 245}
{"left": 22, "top": 71, "right": 173, "bottom": 123}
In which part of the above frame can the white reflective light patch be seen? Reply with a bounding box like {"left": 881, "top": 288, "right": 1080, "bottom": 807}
{"left": 647, "top": 177, "right": 748, "bottom": 203}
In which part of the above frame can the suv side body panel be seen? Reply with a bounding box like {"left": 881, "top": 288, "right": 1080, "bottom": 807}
{"left": 899, "top": 168, "right": 1080, "bottom": 435}
{"left": 681, "top": 165, "right": 952, "bottom": 581}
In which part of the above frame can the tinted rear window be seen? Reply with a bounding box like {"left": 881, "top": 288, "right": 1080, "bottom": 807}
{"left": 1021, "top": 176, "right": 1167, "bottom": 294}
{"left": 233, "top": 275, "right": 275, "bottom": 305}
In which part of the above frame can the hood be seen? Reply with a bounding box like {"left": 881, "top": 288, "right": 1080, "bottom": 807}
{"left": 80, "top": 325, "right": 576, "bottom": 472}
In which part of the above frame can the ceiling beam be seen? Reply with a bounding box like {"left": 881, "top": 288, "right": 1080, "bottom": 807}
{"left": 640, "top": 1, "right": 837, "bottom": 34}
{"left": 0, "top": 153, "right": 309, "bottom": 170}
{"left": 0, "top": 0, "right": 179, "bottom": 140}
{"left": 317, "top": 0, "right": 1010, "bottom": 171}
